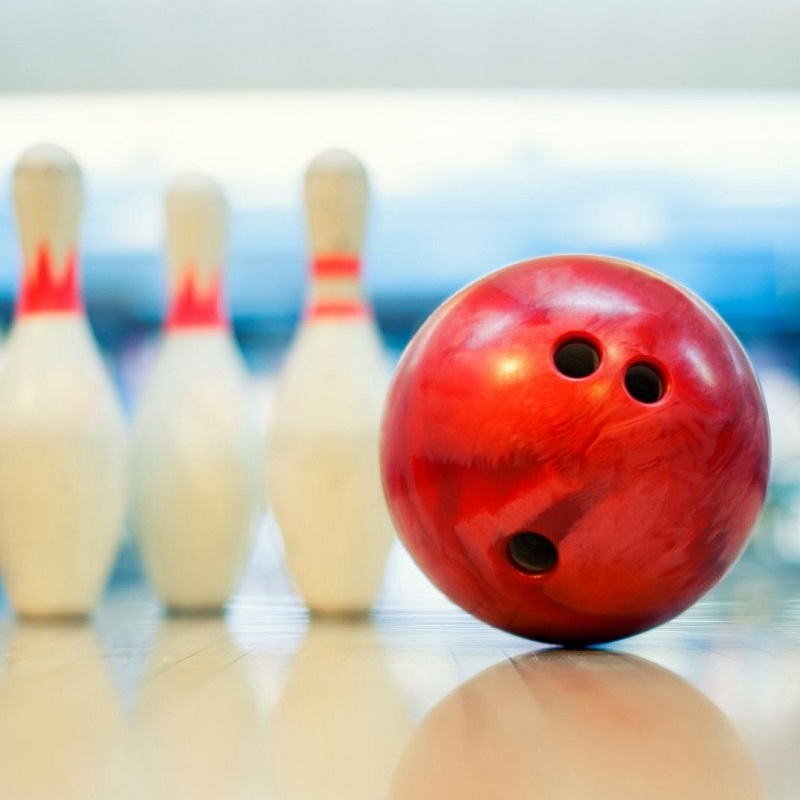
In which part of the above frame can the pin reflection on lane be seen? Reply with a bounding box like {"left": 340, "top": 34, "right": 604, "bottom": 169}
{"left": 266, "top": 618, "right": 412, "bottom": 800}
{"left": 0, "top": 623, "right": 139, "bottom": 800}
{"left": 390, "top": 649, "right": 764, "bottom": 800}
{"left": 133, "top": 617, "right": 260, "bottom": 800}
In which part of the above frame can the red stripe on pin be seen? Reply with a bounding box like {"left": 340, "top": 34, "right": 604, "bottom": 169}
{"left": 166, "top": 270, "right": 227, "bottom": 329}
{"left": 311, "top": 254, "right": 361, "bottom": 279}
{"left": 306, "top": 300, "right": 370, "bottom": 320}
{"left": 17, "top": 246, "right": 82, "bottom": 315}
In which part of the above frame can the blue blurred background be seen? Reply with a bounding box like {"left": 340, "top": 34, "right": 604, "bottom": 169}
{"left": 0, "top": 94, "right": 798, "bottom": 350}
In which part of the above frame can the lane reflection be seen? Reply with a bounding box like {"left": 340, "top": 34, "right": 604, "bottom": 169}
{"left": 133, "top": 617, "right": 260, "bottom": 800}
{"left": 0, "top": 622, "right": 139, "bottom": 800}
{"left": 390, "top": 649, "right": 764, "bottom": 800}
{"left": 266, "top": 618, "right": 412, "bottom": 800}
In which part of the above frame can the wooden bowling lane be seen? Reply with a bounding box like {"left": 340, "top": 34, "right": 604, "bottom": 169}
{"left": 0, "top": 581, "right": 797, "bottom": 799}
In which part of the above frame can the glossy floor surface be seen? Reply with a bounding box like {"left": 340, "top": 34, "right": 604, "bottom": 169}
{"left": 0, "top": 572, "right": 797, "bottom": 799}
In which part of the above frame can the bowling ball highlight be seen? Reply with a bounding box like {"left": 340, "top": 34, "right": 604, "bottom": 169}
{"left": 381, "top": 255, "right": 769, "bottom": 645}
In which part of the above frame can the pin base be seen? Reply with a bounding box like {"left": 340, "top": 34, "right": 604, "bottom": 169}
{"left": 164, "top": 604, "right": 227, "bottom": 618}
{"left": 15, "top": 609, "right": 92, "bottom": 624}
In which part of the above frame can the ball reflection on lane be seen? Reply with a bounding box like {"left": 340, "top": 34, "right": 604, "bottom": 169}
{"left": 390, "top": 649, "right": 764, "bottom": 800}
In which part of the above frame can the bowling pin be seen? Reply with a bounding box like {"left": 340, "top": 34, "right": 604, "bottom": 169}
{"left": 131, "top": 174, "right": 261, "bottom": 613}
{"left": 0, "top": 143, "right": 127, "bottom": 618}
{"left": 266, "top": 149, "right": 395, "bottom": 615}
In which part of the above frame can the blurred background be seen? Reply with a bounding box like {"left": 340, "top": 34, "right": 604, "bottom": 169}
{"left": 0, "top": 0, "right": 799, "bottom": 597}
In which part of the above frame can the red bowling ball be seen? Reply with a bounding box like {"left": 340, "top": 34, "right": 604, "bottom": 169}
{"left": 381, "top": 255, "right": 769, "bottom": 645}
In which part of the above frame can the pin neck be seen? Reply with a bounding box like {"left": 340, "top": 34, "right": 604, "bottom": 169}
{"left": 17, "top": 245, "right": 82, "bottom": 316}
{"left": 166, "top": 267, "right": 227, "bottom": 330}
{"left": 307, "top": 254, "right": 370, "bottom": 320}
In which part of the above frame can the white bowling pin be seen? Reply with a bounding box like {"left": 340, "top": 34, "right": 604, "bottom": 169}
{"left": 0, "top": 143, "right": 127, "bottom": 618}
{"left": 266, "top": 149, "right": 395, "bottom": 615}
{"left": 131, "top": 174, "right": 262, "bottom": 613}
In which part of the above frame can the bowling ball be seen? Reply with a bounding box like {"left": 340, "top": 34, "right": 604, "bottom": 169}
{"left": 381, "top": 255, "right": 769, "bottom": 645}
